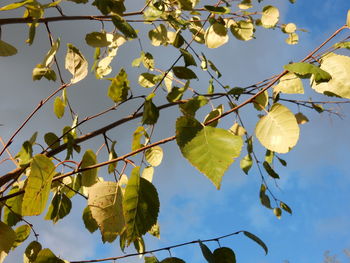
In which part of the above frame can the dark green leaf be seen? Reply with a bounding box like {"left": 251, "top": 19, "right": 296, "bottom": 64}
{"left": 263, "top": 161, "right": 279, "bottom": 179}
{"left": 284, "top": 62, "right": 331, "bottom": 84}
{"left": 280, "top": 201, "right": 292, "bottom": 214}
{"left": 199, "top": 241, "right": 215, "bottom": 263}
{"left": 145, "top": 256, "right": 159, "bottom": 263}
{"left": 265, "top": 150, "right": 274, "bottom": 164}
{"left": 24, "top": 241, "right": 42, "bottom": 263}
{"left": 12, "top": 225, "right": 31, "bottom": 249}
{"left": 112, "top": 15, "right": 137, "bottom": 39}
{"left": 243, "top": 231, "right": 268, "bottom": 255}
{"left": 142, "top": 99, "right": 159, "bottom": 125}
{"left": 173, "top": 66, "right": 197, "bottom": 79}
{"left": 204, "top": 5, "right": 230, "bottom": 14}
{"left": 81, "top": 149, "right": 98, "bottom": 187}
{"left": 45, "top": 193, "right": 72, "bottom": 223}
{"left": 85, "top": 32, "right": 111, "bottom": 47}
{"left": 44, "top": 132, "right": 60, "bottom": 150}
{"left": 180, "top": 48, "right": 197, "bottom": 67}
{"left": 3, "top": 186, "right": 23, "bottom": 227}
{"left": 213, "top": 247, "right": 236, "bottom": 263}
{"left": 35, "top": 248, "right": 65, "bottom": 263}
{"left": 0, "top": 221, "right": 16, "bottom": 255}
{"left": 0, "top": 40, "right": 18, "bottom": 56}
{"left": 107, "top": 68, "right": 130, "bottom": 102}
{"left": 179, "top": 96, "right": 208, "bottom": 116}
{"left": 259, "top": 184, "right": 271, "bottom": 209}
{"left": 276, "top": 156, "right": 287, "bottom": 166}
{"left": 240, "top": 154, "right": 253, "bottom": 175}
{"left": 92, "top": 0, "right": 125, "bottom": 15}
{"left": 161, "top": 257, "right": 186, "bottom": 263}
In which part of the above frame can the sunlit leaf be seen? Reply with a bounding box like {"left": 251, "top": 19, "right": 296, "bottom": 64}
{"left": 180, "top": 48, "right": 197, "bottom": 67}
{"left": 85, "top": 32, "right": 111, "bottom": 47}
{"left": 252, "top": 91, "right": 268, "bottom": 111}
{"left": 243, "top": 231, "right": 268, "bottom": 255}
{"left": 280, "top": 201, "right": 292, "bottom": 214}
{"left": 112, "top": 15, "right": 137, "bottom": 39}
{"left": 229, "top": 20, "right": 254, "bottom": 41}
{"left": 145, "top": 256, "right": 159, "bottom": 263}
{"left": 205, "top": 23, "right": 229, "bottom": 49}
{"left": 149, "top": 24, "right": 168, "bottom": 46}
{"left": 22, "top": 155, "right": 56, "bottom": 216}
{"left": 265, "top": 150, "right": 274, "bottom": 164}
{"left": 35, "top": 248, "right": 65, "bottom": 263}
{"left": 285, "top": 32, "right": 299, "bottom": 45}
{"left": 176, "top": 116, "right": 243, "bottom": 189}
{"left": 0, "top": 40, "right": 18, "bottom": 57}
{"left": 229, "top": 123, "right": 246, "bottom": 136}
{"left": 274, "top": 73, "right": 304, "bottom": 94}
{"left": 180, "top": 96, "right": 208, "bottom": 117}
{"left": 240, "top": 154, "right": 252, "bottom": 175}
{"left": 0, "top": 0, "right": 31, "bottom": 11}
{"left": 53, "top": 96, "right": 65, "bottom": 119}
{"left": 142, "top": 166, "right": 154, "bottom": 182}
{"left": 255, "top": 103, "right": 299, "bottom": 153}
{"left": 3, "top": 186, "right": 23, "bottom": 227}
{"left": 261, "top": 5, "right": 279, "bottom": 28}
{"left": 145, "top": 146, "right": 163, "bottom": 167}
{"left": 92, "top": 0, "right": 125, "bottom": 15}
{"left": 107, "top": 68, "right": 130, "bottom": 102}
{"left": 204, "top": 104, "right": 223, "bottom": 127}
{"left": 142, "top": 99, "right": 159, "bottom": 125}
{"left": 81, "top": 149, "right": 98, "bottom": 187}
{"left": 32, "top": 64, "right": 57, "bottom": 81}
{"left": 139, "top": 73, "right": 158, "bottom": 88}
{"left": 88, "top": 181, "right": 125, "bottom": 243}
{"left": 65, "top": 43, "right": 88, "bottom": 84}
{"left": 273, "top": 207, "right": 282, "bottom": 219}
{"left": 284, "top": 62, "right": 331, "bottom": 84}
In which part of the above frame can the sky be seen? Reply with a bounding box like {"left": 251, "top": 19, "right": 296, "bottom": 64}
{"left": 1, "top": 0, "right": 350, "bottom": 262}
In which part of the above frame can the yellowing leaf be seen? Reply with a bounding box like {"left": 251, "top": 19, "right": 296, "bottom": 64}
{"left": 261, "top": 5, "right": 279, "bottom": 28}
{"left": 0, "top": 221, "right": 16, "bottom": 261}
{"left": 295, "top": 112, "right": 309, "bottom": 125}
{"left": 3, "top": 186, "right": 23, "bottom": 227}
{"left": 0, "top": 0, "right": 31, "bottom": 11}
{"left": 141, "top": 166, "right": 154, "bottom": 182}
{"left": 12, "top": 225, "right": 31, "bottom": 249}
{"left": 53, "top": 96, "right": 65, "bottom": 119}
{"left": 176, "top": 116, "right": 243, "bottom": 189}
{"left": 283, "top": 23, "right": 297, "bottom": 33}
{"left": 274, "top": 73, "right": 304, "bottom": 94}
{"left": 311, "top": 53, "right": 350, "bottom": 98}
{"left": 34, "top": 248, "right": 65, "bottom": 263}
{"left": 145, "top": 146, "right": 163, "bottom": 167}
{"left": 88, "top": 181, "right": 125, "bottom": 243}
{"left": 148, "top": 24, "right": 168, "bottom": 46}
{"left": 81, "top": 149, "right": 98, "bottom": 187}
{"left": 22, "top": 155, "right": 56, "bottom": 216}
{"left": 205, "top": 23, "right": 229, "bottom": 49}
{"left": 255, "top": 103, "right": 299, "bottom": 153}
{"left": 0, "top": 40, "right": 18, "bottom": 57}
{"left": 230, "top": 20, "right": 254, "bottom": 41}
{"left": 229, "top": 123, "right": 246, "bottom": 136}
{"left": 65, "top": 43, "right": 88, "bottom": 84}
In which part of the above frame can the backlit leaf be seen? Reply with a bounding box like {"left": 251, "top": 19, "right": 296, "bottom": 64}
{"left": 285, "top": 32, "right": 299, "bottom": 45}
{"left": 263, "top": 161, "right": 279, "bottom": 179}
{"left": 255, "top": 103, "right": 299, "bottom": 153}
{"left": 85, "top": 32, "right": 111, "bottom": 47}
{"left": 0, "top": 0, "right": 31, "bottom": 11}
{"left": 213, "top": 247, "right": 236, "bottom": 263}
{"left": 107, "top": 68, "right": 130, "bottom": 102}
{"left": 142, "top": 166, "right": 154, "bottom": 182}
{"left": 259, "top": 184, "right": 271, "bottom": 209}
{"left": 229, "top": 123, "right": 246, "bottom": 136}
{"left": 139, "top": 73, "right": 158, "bottom": 88}
{"left": 243, "top": 231, "right": 268, "bottom": 255}
{"left": 3, "top": 186, "right": 23, "bottom": 227}
{"left": 311, "top": 53, "right": 350, "bottom": 98}
{"left": 284, "top": 62, "right": 331, "bottom": 84}
{"left": 274, "top": 73, "right": 304, "bottom": 94}
{"left": 280, "top": 201, "right": 292, "bottom": 214}
{"left": 0, "top": 40, "right": 18, "bottom": 57}
{"left": 176, "top": 116, "right": 243, "bottom": 189}
{"left": 282, "top": 23, "right": 297, "bottom": 33}
{"left": 180, "top": 48, "right": 197, "bottom": 67}
{"left": 23, "top": 241, "right": 42, "bottom": 263}
{"left": 240, "top": 154, "right": 253, "bottom": 175}
{"left": 45, "top": 193, "right": 72, "bottom": 223}
{"left": 205, "top": 23, "right": 229, "bottom": 49}
{"left": 81, "top": 149, "right": 98, "bottom": 187}
{"left": 204, "top": 104, "right": 223, "bottom": 127}
{"left": 142, "top": 99, "right": 159, "bottom": 125}
{"left": 22, "top": 155, "right": 56, "bottom": 216}
{"left": 180, "top": 96, "right": 208, "bottom": 117}
{"left": 53, "top": 96, "right": 65, "bottom": 119}
{"left": 273, "top": 207, "right": 282, "bottom": 219}
{"left": 12, "top": 225, "right": 31, "bottom": 249}
{"left": 123, "top": 167, "right": 159, "bottom": 244}
{"left": 261, "top": 5, "right": 279, "bottom": 28}
{"left": 82, "top": 206, "right": 99, "bottom": 233}
{"left": 88, "top": 181, "right": 125, "bottom": 243}
{"left": 145, "top": 146, "right": 163, "bottom": 167}
{"left": 65, "top": 43, "right": 88, "bottom": 84}
{"left": 149, "top": 24, "right": 168, "bottom": 46}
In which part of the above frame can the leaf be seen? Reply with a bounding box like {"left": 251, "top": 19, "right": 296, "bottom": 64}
{"left": 45, "top": 193, "right": 72, "bottom": 223}
{"left": 243, "top": 231, "right": 268, "bottom": 255}
{"left": 123, "top": 167, "right": 160, "bottom": 244}
{"left": 23, "top": 241, "right": 42, "bottom": 263}
{"left": 204, "top": 104, "right": 223, "bottom": 127}
{"left": 35, "top": 248, "right": 65, "bottom": 263}
{"left": 285, "top": 32, "right": 299, "bottom": 45}
{"left": 16, "top": 141, "right": 33, "bottom": 166}
{"left": 65, "top": 43, "right": 88, "bottom": 84}
{"left": 0, "top": 221, "right": 16, "bottom": 258}
{"left": 229, "top": 123, "right": 246, "bottom": 136}
{"left": 277, "top": 156, "right": 287, "bottom": 166}
{"left": 213, "top": 247, "right": 236, "bottom": 263}
{"left": 252, "top": 91, "right": 268, "bottom": 111}
{"left": 32, "top": 65, "right": 57, "bottom": 81}
{"left": 112, "top": 15, "right": 137, "bottom": 39}
{"left": 208, "top": 60, "right": 222, "bottom": 78}
{"left": 240, "top": 154, "right": 253, "bottom": 175}
{"left": 229, "top": 20, "right": 254, "bottom": 41}
{"left": 142, "top": 99, "right": 159, "bottom": 125}
{"left": 238, "top": 0, "right": 252, "bottom": 9}
{"left": 88, "top": 181, "right": 125, "bottom": 243}
{"left": 263, "top": 161, "right": 279, "bottom": 179}
{"left": 176, "top": 116, "right": 243, "bottom": 189}
{"left": 282, "top": 23, "right": 297, "bottom": 33}
{"left": 85, "top": 32, "right": 111, "bottom": 47}
{"left": 81, "top": 149, "right": 98, "bottom": 187}
{"left": 273, "top": 207, "right": 282, "bottom": 219}
{"left": 53, "top": 96, "right": 65, "bottom": 119}
{"left": 161, "top": 257, "right": 186, "bottom": 263}
{"left": 280, "top": 201, "right": 292, "bottom": 214}
{"left": 139, "top": 73, "right": 158, "bottom": 88}
{"left": 265, "top": 150, "right": 274, "bottom": 164}
{"left": 255, "top": 103, "right": 299, "bottom": 153}
{"left": 145, "top": 256, "right": 159, "bottom": 263}
{"left": 310, "top": 53, "right": 350, "bottom": 99}
{"left": 44, "top": 132, "right": 60, "bottom": 150}
{"left": 261, "top": 5, "right": 279, "bottom": 28}
{"left": 333, "top": 41, "right": 350, "bottom": 49}
{"left": 259, "top": 184, "right": 271, "bottom": 209}
{"left": 199, "top": 241, "right": 215, "bottom": 263}
{"left": 148, "top": 222, "right": 160, "bottom": 238}
{"left": 92, "top": 0, "right": 125, "bottom": 15}
{"left": 180, "top": 48, "right": 197, "bottom": 67}
{"left": 132, "top": 126, "right": 146, "bottom": 151}
{"left": 295, "top": 112, "right": 309, "bottom": 125}
{"left": 108, "top": 141, "right": 118, "bottom": 174}
{"left": 204, "top": 5, "right": 230, "bottom": 14}
{"left": 205, "top": 23, "right": 229, "bottom": 49}
{"left": 173, "top": 66, "right": 197, "bottom": 79}
{"left": 12, "top": 225, "right": 31, "bottom": 249}
{"left": 284, "top": 62, "right": 331, "bottom": 84}
{"left": 142, "top": 166, "right": 154, "bottom": 182}
{"left": 149, "top": 24, "right": 168, "bottom": 46}
{"left": 0, "top": 0, "right": 31, "bottom": 11}
{"left": 274, "top": 73, "right": 304, "bottom": 94}
{"left": 145, "top": 146, "right": 163, "bottom": 167}
{"left": 22, "top": 155, "right": 56, "bottom": 216}
{"left": 82, "top": 206, "right": 99, "bottom": 233}
{"left": 0, "top": 40, "right": 18, "bottom": 57}
{"left": 3, "top": 186, "right": 23, "bottom": 227}
{"left": 180, "top": 96, "right": 208, "bottom": 117}
{"left": 107, "top": 68, "right": 130, "bottom": 102}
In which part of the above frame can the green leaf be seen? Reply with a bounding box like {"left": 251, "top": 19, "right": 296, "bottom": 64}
{"left": 139, "top": 73, "right": 158, "bottom": 88}
{"left": 149, "top": 24, "right": 168, "bottom": 46}
{"left": 277, "top": 156, "right": 287, "bottom": 166}
{"left": 65, "top": 43, "right": 88, "bottom": 84}
{"left": 67, "top": 0, "right": 88, "bottom": 3}
{"left": 229, "top": 20, "right": 254, "bottom": 41}
{"left": 32, "top": 65, "right": 57, "bottom": 81}
{"left": 252, "top": 91, "right": 268, "bottom": 111}
{"left": 259, "top": 184, "right": 271, "bottom": 209}
{"left": 53, "top": 96, "right": 65, "bottom": 119}
{"left": 176, "top": 116, "right": 243, "bottom": 189}
{"left": 12, "top": 225, "right": 31, "bottom": 249}
{"left": 3, "top": 186, "right": 23, "bottom": 227}
{"left": 199, "top": 241, "right": 215, "bottom": 263}
{"left": 173, "top": 66, "right": 197, "bottom": 80}
{"left": 107, "top": 68, "right": 130, "bottom": 102}
{"left": 88, "top": 181, "right": 125, "bottom": 243}
{"left": 273, "top": 207, "right": 282, "bottom": 219}
{"left": 280, "top": 201, "right": 292, "bottom": 214}
{"left": 22, "top": 155, "right": 56, "bottom": 216}
{"left": 333, "top": 41, "right": 350, "bottom": 49}
{"left": 205, "top": 23, "right": 229, "bottom": 49}
{"left": 243, "top": 231, "right": 268, "bottom": 255}
{"left": 284, "top": 62, "right": 331, "bottom": 84}
{"left": 148, "top": 222, "right": 160, "bottom": 238}
{"left": 112, "top": 15, "right": 137, "bottom": 39}
{"left": 0, "top": 40, "right": 18, "bottom": 57}
{"left": 108, "top": 141, "right": 118, "bottom": 174}
{"left": 177, "top": 0, "right": 198, "bottom": 10}
{"left": 81, "top": 149, "right": 98, "bottom": 187}
{"left": 23, "top": 241, "right": 42, "bottom": 263}
{"left": 142, "top": 99, "right": 159, "bottom": 125}
{"left": 92, "top": 0, "right": 125, "bottom": 15}
{"left": 85, "top": 32, "right": 111, "bottom": 47}
{"left": 203, "top": 104, "right": 223, "bottom": 127}
{"left": 261, "top": 5, "right": 279, "bottom": 28}
{"left": 263, "top": 161, "right": 279, "bottom": 179}
{"left": 44, "top": 193, "right": 72, "bottom": 223}
{"left": 180, "top": 48, "right": 197, "bottom": 67}
{"left": 311, "top": 53, "right": 350, "bottom": 99}
{"left": 180, "top": 96, "right": 208, "bottom": 117}
{"left": 204, "top": 5, "right": 230, "bottom": 14}
{"left": 255, "top": 103, "right": 299, "bottom": 153}
{"left": 35, "top": 248, "right": 65, "bottom": 263}
{"left": 0, "top": 221, "right": 16, "bottom": 258}
{"left": 145, "top": 256, "right": 159, "bottom": 263}
{"left": 274, "top": 73, "right": 304, "bottom": 94}
{"left": 161, "top": 257, "right": 186, "bottom": 263}
{"left": 213, "top": 247, "right": 236, "bottom": 263}
{"left": 295, "top": 112, "right": 309, "bottom": 125}
{"left": 16, "top": 141, "right": 33, "bottom": 166}
{"left": 82, "top": 206, "right": 99, "bottom": 233}
{"left": 132, "top": 126, "right": 147, "bottom": 151}
{"left": 240, "top": 154, "right": 253, "bottom": 175}
{"left": 0, "top": 0, "right": 31, "bottom": 11}
{"left": 208, "top": 60, "right": 222, "bottom": 78}
{"left": 123, "top": 167, "right": 160, "bottom": 244}
{"left": 44, "top": 132, "right": 60, "bottom": 150}
{"left": 229, "top": 123, "right": 246, "bottom": 136}
{"left": 145, "top": 146, "right": 163, "bottom": 167}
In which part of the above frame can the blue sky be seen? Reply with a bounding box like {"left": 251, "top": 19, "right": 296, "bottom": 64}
{"left": 1, "top": 0, "right": 350, "bottom": 262}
